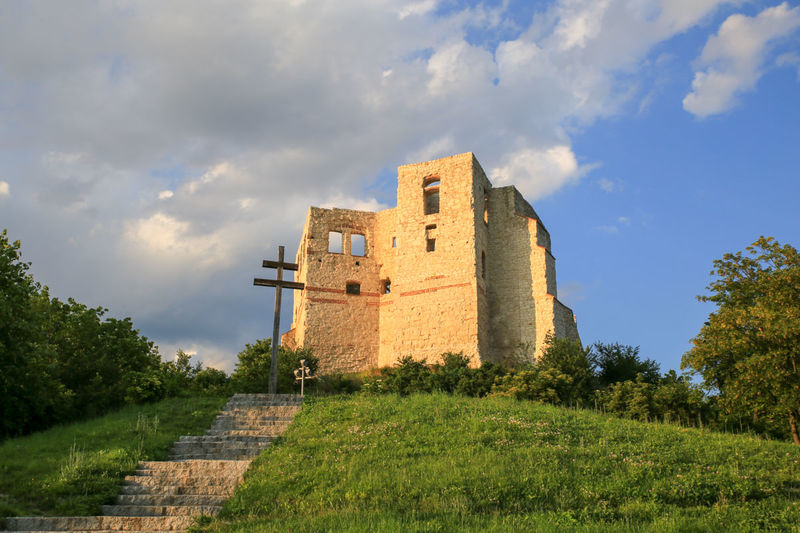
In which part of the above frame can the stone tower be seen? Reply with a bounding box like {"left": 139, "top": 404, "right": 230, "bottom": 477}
{"left": 282, "top": 152, "right": 579, "bottom": 373}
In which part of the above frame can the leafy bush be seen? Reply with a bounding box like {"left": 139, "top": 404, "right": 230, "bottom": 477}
{"left": 492, "top": 367, "right": 573, "bottom": 403}
{"left": 311, "top": 373, "right": 363, "bottom": 395}
{"left": 595, "top": 342, "right": 660, "bottom": 386}
{"left": 230, "top": 339, "right": 318, "bottom": 394}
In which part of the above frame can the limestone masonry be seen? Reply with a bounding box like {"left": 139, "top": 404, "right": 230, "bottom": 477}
{"left": 282, "top": 152, "right": 580, "bottom": 373}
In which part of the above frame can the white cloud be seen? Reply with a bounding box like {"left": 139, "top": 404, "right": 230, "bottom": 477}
{"left": 683, "top": 2, "right": 800, "bottom": 117}
{"left": 0, "top": 181, "right": 9, "bottom": 197}
{"left": 158, "top": 190, "right": 174, "bottom": 200}
{"left": 319, "top": 194, "right": 388, "bottom": 212}
{"left": 597, "top": 177, "right": 624, "bottom": 192}
{"left": 398, "top": 0, "right": 437, "bottom": 20}
{"left": 426, "top": 40, "right": 495, "bottom": 98}
{"left": 490, "top": 145, "right": 595, "bottom": 200}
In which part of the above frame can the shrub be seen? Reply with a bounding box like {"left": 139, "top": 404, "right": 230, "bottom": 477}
{"left": 230, "top": 339, "right": 318, "bottom": 394}
{"left": 492, "top": 367, "right": 573, "bottom": 404}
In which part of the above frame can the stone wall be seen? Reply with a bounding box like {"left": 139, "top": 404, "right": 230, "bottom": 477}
{"left": 283, "top": 152, "right": 579, "bottom": 373}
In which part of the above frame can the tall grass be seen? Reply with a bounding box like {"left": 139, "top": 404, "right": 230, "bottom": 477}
{"left": 0, "top": 396, "right": 227, "bottom": 519}
{"left": 196, "top": 394, "right": 800, "bottom": 532}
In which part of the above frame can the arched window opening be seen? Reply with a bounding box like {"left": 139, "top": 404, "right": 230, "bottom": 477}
{"left": 423, "top": 176, "right": 440, "bottom": 215}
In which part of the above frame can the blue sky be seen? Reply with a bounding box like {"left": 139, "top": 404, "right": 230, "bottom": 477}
{"left": 1, "top": 0, "right": 798, "bottom": 372}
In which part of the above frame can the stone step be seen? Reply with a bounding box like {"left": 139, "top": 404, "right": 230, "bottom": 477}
{"left": 223, "top": 401, "right": 302, "bottom": 407}
{"left": 204, "top": 428, "right": 288, "bottom": 436}
{"left": 171, "top": 441, "right": 271, "bottom": 452}
{"left": 207, "top": 425, "right": 290, "bottom": 434}
{"left": 116, "top": 494, "right": 228, "bottom": 507}
{"left": 124, "top": 475, "right": 241, "bottom": 487}
{"left": 137, "top": 460, "right": 250, "bottom": 472}
{"left": 100, "top": 504, "right": 220, "bottom": 517}
{"left": 4, "top": 515, "right": 194, "bottom": 531}
{"left": 177, "top": 435, "right": 276, "bottom": 444}
{"left": 168, "top": 452, "right": 261, "bottom": 461}
{"left": 211, "top": 413, "right": 299, "bottom": 422}
{"left": 120, "top": 483, "right": 234, "bottom": 496}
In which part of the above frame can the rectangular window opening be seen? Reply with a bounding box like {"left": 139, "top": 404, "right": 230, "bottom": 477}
{"left": 346, "top": 282, "right": 361, "bottom": 295}
{"left": 382, "top": 279, "right": 391, "bottom": 294}
{"left": 328, "top": 231, "right": 342, "bottom": 253}
{"left": 392, "top": 236, "right": 397, "bottom": 248}
{"left": 351, "top": 233, "right": 366, "bottom": 256}
{"left": 426, "top": 238, "right": 436, "bottom": 252}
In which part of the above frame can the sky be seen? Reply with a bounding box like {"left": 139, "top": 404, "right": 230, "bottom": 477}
{"left": 1, "top": 0, "right": 798, "bottom": 373}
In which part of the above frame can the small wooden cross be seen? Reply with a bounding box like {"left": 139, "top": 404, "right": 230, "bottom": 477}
{"left": 253, "top": 245, "right": 304, "bottom": 395}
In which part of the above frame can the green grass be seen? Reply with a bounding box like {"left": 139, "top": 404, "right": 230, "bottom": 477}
{"left": 0, "top": 396, "right": 227, "bottom": 519}
{"left": 195, "top": 394, "right": 800, "bottom": 533}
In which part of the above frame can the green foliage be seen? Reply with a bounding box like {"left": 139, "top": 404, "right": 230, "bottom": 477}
{"left": 495, "top": 333, "right": 597, "bottom": 406}
{"left": 492, "top": 367, "right": 573, "bottom": 403}
{"left": 361, "top": 353, "right": 508, "bottom": 397}
{"left": 230, "top": 339, "right": 317, "bottom": 394}
{"left": 595, "top": 342, "right": 661, "bottom": 386}
{"left": 1, "top": 230, "right": 226, "bottom": 438}
{"left": 682, "top": 236, "right": 800, "bottom": 444}
{"left": 192, "top": 394, "right": 800, "bottom": 533}
{"left": 597, "top": 376, "right": 657, "bottom": 422}
{"left": 597, "top": 372, "right": 711, "bottom": 425}
{"left": 312, "top": 373, "right": 363, "bottom": 395}
{"left": 0, "top": 396, "right": 227, "bottom": 518}
{"left": 35, "top": 295, "right": 162, "bottom": 420}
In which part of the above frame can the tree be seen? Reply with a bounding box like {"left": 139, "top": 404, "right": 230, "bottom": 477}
{"left": 682, "top": 237, "right": 800, "bottom": 445}
{"left": 595, "top": 342, "right": 660, "bottom": 387}
{"left": 0, "top": 230, "right": 68, "bottom": 437}
{"left": 230, "top": 339, "right": 317, "bottom": 394}
{"left": 491, "top": 334, "right": 593, "bottom": 406}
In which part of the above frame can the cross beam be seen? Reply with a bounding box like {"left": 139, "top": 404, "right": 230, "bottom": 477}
{"left": 253, "top": 245, "right": 305, "bottom": 395}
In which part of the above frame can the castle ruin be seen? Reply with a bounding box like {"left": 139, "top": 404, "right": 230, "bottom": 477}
{"left": 281, "top": 152, "right": 580, "bottom": 373}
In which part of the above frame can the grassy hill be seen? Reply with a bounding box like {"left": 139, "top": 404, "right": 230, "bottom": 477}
{"left": 2, "top": 393, "right": 798, "bottom": 532}
{"left": 0, "top": 396, "right": 227, "bottom": 520}
{"left": 197, "top": 394, "right": 800, "bottom": 532}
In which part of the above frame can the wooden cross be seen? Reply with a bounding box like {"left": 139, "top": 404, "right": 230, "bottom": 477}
{"left": 253, "top": 245, "right": 304, "bottom": 395}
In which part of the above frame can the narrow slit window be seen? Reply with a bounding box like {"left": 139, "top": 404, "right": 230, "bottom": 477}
{"left": 425, "top": 224, "right": 437, "bottom": 253}
{"left": 328, "top": 231, "right": 342, "bottom": 253}
{"left": 351, "top": 233, "right": 366, "bottom": 256}
{"left": 423, "top": 177, "right": 440, "bottom": 215}
{"left": 483, "top": 191, "right": 489, "bottom": 224}
{"left": 392, "top": 236, "right": 397, "bottom": 248}
{"left": 481, "top": 251, "right": 486, "bottom": 279}
{"left": 346, "top": 282, "right": 361, "bottom": 295}
{"left": 382, "top": 279, "right": 391, "bottom": 294}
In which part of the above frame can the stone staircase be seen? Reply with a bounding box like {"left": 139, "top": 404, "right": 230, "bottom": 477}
{"left": 2, "top": 394, "right": 303, "bottom": 533}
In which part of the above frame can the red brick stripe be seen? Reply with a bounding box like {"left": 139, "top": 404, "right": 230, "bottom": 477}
{"left": 399, "top": 282, "right": 471, "bottom": 297}
{"left": 308, "top": 297, "right": 347, "bottom": 305}
{"left": 305, "top": 286, "right": 346, "bottom": 294}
